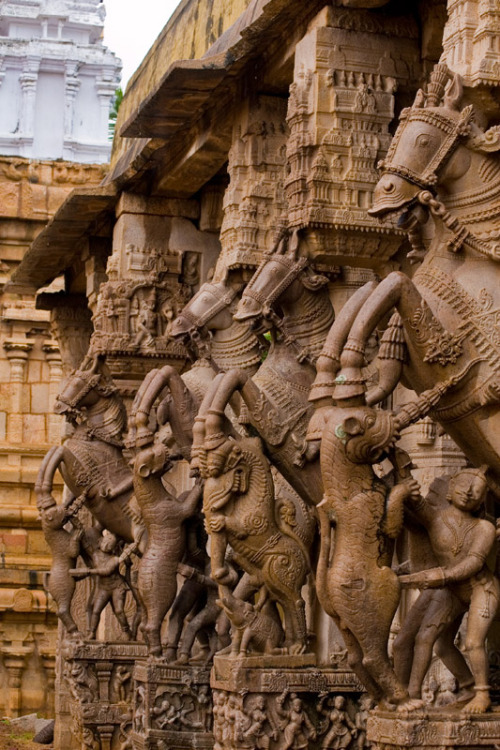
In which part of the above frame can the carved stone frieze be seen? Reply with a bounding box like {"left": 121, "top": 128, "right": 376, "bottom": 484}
{"left": 368, "top": 708, "right": 500, "bottom": 749}
{"left": 62, "top": 641, "right": 146, "bottom": 750}
{"left": 131, "top": 662, "right": 213, "bottom": 750}
{"left": 212, "top": 659, "right": 365, "bottom": 750}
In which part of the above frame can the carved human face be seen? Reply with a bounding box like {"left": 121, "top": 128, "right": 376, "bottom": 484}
{"left": 449, "top": 473, "right": 487, "bottom": 513}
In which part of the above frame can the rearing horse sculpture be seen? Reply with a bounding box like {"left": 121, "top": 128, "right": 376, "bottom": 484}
{"left": 36, "top": 355, "right": 144, "bottom": 547}
{"left": 312, "top": 63, "right": 500, "bottom": 496}
{"left": 127, "top": 278, "right": 262, "bottom": 455}
{"left": 192, "top": 230, "right": 336, "bottom": 509}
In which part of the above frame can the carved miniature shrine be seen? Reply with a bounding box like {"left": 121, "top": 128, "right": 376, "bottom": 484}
{"left": 8, "top": 0, "right": 500, "bottom": 748}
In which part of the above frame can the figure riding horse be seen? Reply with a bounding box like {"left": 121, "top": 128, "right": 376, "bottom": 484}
{"left": 191, "top": 229, "right": 336, "bottom": 510}
{"left": 127, "top": 277, "right": 262, "bottom": 456}
{"left": 311, "top": 63, "right": 500, "bottom": 498}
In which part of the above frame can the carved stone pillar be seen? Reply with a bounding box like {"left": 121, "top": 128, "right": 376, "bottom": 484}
{"left": 4, "top": 340, "right": 33, "bottom": 443}
{"left": 87, "top": 192, "right": 220, "bottom": 381}
{"left": 216, "top": 95, "right": 288, "bottom": 275}
{"left": 97, "top": 724, "right": 114, "bottom": 750}
{"left": 285, "top": 6, "right": 421, "bottom": 270}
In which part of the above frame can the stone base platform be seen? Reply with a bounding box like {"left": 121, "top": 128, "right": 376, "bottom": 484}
{"left": 131, "top": 661, "right": 213, "bottom": 750}
{"left": 368, "top": 707, "right": 500, "bottom": 749}
{"left": 60, "top": 640, "right": 147, "bottom": 750}
{"left": 211, "top": 655, "right": 363, "bottom": 750}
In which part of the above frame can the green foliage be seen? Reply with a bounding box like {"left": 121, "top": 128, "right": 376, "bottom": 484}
{"left": 108, "top": 87, "right": 124, "bottom": 142}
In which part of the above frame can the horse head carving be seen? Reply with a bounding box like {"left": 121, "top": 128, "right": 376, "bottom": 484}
{"left": 370, "top": 63, "right": 500, "bottom": 259}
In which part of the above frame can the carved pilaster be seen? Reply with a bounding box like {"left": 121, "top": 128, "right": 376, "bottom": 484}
{"left": 64, "top": 62, "right": 81, "bottom": 139}
{"left": 37, "top": 292, "right": 93, "bottom": 372}
{"left": 19, "top": 56, "right": 40, "bottom": 144}
{"left": 2, "top": 645, "right": 33, "bottom": 718}
{"left": 40, "top": 650, "right": 56, "bottom": 717}
{"left": 285, "top": 7, "right": 421, "bottom": 270}
{"left": 42, "top": 340, "right": 63, "bottom": 443}
{"left": 4, "top": 340, "right": 33, "bottom": 443}
{"left": 96, "top": 78, "right": 117, "bottom": 139}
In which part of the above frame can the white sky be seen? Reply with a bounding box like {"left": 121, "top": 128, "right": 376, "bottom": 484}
{"left": 103, "top": 0, "right": 182, "bottom": 89}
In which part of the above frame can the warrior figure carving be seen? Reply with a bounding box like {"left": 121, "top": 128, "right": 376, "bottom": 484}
{"left": 132, "top": 444, "right": 203, "bottom": 656}
{"left": 195, "top": 398, "right": 309, "bottom": 653}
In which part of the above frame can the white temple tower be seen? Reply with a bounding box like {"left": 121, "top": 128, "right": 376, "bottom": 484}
{"left": 0, "top": 0, "right": 121, "bottom": 162}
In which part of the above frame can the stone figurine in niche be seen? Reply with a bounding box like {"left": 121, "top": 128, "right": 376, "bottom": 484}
{"left": 394, "top": 467, "right": 499, "bottom": 714}
{"left": 112, "top": 665, "right": 132, "bottom": 703}
{"left": 132, "top": 443, "right": 203, "bottom": 657}
{"left": 70, "top": 527, "right": 134, "bottom": 641}
{"left": 36, "top": 355, "right": 145, "bottom": 550}
{"left": 354, "top": 695, "right": 374, "bottom": 749}
{"left": 312, "top": 62, "right": 500, "bottom": 498}
{"left": 133, "top": 293, "right": 157, "bottom": 349}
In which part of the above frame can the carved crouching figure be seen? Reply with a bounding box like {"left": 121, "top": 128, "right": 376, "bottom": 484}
{"left": 197, "top": 429, "right": 309, "bottom": 654}
{"left": 133, "top": 444, "right": 203, "bottom": 656}
{"left": 317, "top": 402, "right": 419, "bottom": 706}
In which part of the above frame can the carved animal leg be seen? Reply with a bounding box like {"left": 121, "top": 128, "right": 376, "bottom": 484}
{"left": 35, "top": 446, "right": 65, "bottom": 505}
{"left": 176, "top": 599, "right": 218, "bottom": 662}
{"left": 339, "top": 626, "right": 384, "bottom": 702}
{"left": 312, "top": 280, "right": 378, "bottom": 397}
{"left": 165, "top": 579, "right": 204, "bottom": 658}
{"left": 139, "top": 558, "right": 178, "bottom": 656}
{"left": 49, "top": 568, "right": 79, "bottom": 635}
{"left": 339, "top": 567, "right": 407, "bottom": 704}
{"left": 132, "top": 366, "right": 197, "bottom": 453}
{"left": 339, "top": 272, "right": 425, "bottom": 382}
{"left": 265, "top": 555, "right": 307, "bottom": 652}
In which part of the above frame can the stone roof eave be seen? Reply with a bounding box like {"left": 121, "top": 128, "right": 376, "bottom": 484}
{"left": 7, "top": 184, "right": 117, "bottom": 294}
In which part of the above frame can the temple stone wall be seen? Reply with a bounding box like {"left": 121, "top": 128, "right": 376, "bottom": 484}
{"left": 0, "top": 156, "right": 106, "bottom": 717}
